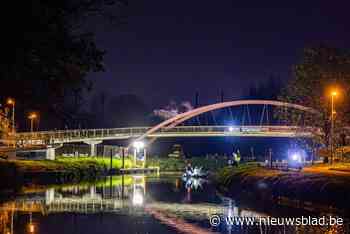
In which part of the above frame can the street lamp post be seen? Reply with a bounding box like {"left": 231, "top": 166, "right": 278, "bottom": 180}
{"left": 28, "top": 113, "right": 37, "bottom": 132}
{"left": 6, "top": 98, "right": 15, "bottom": 133}
{"left": 330, "top": 91, "right": 337, "bottom": 164}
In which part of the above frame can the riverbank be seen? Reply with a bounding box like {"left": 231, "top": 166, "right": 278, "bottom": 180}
{"left": 146, "top": 157, "right": 227, "bottom": 172}
{"left": 0, "top": 156, "right": 223, "bottom": 191}
{"left": 0, "top": 157, "right": 135, "bottom": 189}
{"left": 215, "top": 164, "right": 350, "bottom": 213}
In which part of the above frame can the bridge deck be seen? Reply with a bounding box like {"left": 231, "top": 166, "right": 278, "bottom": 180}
{"left": 14, "top": 125, "right": 319, "bottom": 146}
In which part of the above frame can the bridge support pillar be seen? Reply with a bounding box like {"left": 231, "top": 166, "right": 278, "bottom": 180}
{"left": 91, "top": 144, "right": 97, "bottom": 157}
{"left": 90, "top": 186, "right": 96, "bottom": 198}
{"left": 46, "top": 147, "right": 56, "bottom": 160}
{"left": 84, "top": 140, "right": 102, "bottom": 157}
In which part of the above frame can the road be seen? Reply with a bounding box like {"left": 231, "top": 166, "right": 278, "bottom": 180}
{"left": 303, "top": 163, "right": 350, "bottom": 176}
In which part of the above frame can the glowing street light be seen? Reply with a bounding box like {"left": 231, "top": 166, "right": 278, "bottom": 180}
{"left": 6, "top": 98, "right": 15, "bottom": 133}
{"left": 28, "top": 112, "right": 38, "bottom": 132}
{"left": 288, "top": 151, "right": 304, "bottom": 170}
{"left": 330, "top": 90, "right": 337, "bottom": 164}
{"left": 291, "top": 153, "right": 300, "bottom": 162}
{"left": 228, "top": 126, "right": 234, "bottom": 132}
{"left": 133, "top": 141, "right": 145, "bottom": 151}
{"left": 6, "top": 98, "right": 14, "bottom": 105}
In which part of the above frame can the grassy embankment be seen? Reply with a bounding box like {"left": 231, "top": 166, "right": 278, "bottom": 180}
{"left": 146, "top": 157, "right": 227, "bottom": 172}
{"left": 215, "top": 163, "right": 350, "bottom": 212}
{"left": 0, "top": 157, "right": 135, "bottom": 188}
{"left": 0, "top": 156, "right": 224, "bottom": 189}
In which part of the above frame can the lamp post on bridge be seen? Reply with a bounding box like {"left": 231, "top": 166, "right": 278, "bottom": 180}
{"left": 28, "top": 112, "right": 38, "bottom": 132}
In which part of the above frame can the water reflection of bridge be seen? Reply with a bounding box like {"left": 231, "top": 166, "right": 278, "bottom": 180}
{"left": 5, "top": 176, "right": 144, "bottom": 214}
{"left": 3, "top": 183, "right": 270, "bottom": 234}
{"left": 0, "top": 176, "right": 346, "bottom": 234}
{"left": 5, "top": 197, "right": 128, "bottom": 214}
{"left": 0, "top": 175, "right": 254, "bottom": 215}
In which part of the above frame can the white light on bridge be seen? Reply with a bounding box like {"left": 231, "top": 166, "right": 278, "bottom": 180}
{"left": 291, "top": 153, "right": 301, "bottom": 162}
{"left": 228, "top": 126, "right": 234, "bottom": 132}
{"left": 133, "top": 141, "right": 145, "bottom": 150}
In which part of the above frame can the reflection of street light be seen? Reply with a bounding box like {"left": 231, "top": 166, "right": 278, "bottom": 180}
{"left": 330, "top": 90, "right": 337, "bottom": 164}
{"left": 28, "top": 113, "right": 38, "bottom": 132}
{"left": 6, "top": 98, "right": 15, "bottom": 133}
{"left": 132, "top": 189, "right": 144, "bottom": 206}
{"left": 29, "top": 224, "right": 35, "bottom": 233}
{"left": 28, "top": 212, "right": 35, "bottom": 233}
{"left": 132, "top": 176, "right": 145, "bottom": 206}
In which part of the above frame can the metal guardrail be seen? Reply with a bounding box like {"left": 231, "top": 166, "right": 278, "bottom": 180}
{"left": 15, "top": 127, "right": 151, "bottom": 145}
{"left": 14, "top": 125, "right": 320, "bottom": 145}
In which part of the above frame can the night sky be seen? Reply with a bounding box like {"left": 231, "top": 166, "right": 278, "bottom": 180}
{"left": 87, "top": 0, "right": 350, "bottom": 109}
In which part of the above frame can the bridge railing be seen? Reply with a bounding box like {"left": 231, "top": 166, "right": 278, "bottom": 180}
{"left": 156, "top": 125, "right": 317, "bottom": 132}
{"left": 14, "top": 125, "right": 320, "bottom": 146}
{"left": 15, "top": 127, "right": 153, "bottom": 144}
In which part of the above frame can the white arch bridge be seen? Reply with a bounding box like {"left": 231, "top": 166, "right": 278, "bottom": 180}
{"left": 16, "top": 125, "right": 318, "bottom": 144}
{"left": 12, "top": 100, "right": 321, "bottom": 159}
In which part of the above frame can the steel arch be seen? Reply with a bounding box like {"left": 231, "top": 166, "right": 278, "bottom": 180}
{"left": 136, "top": 99, "right": 319, "bottom": 141}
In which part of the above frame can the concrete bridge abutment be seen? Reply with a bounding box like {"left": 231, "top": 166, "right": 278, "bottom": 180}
{"left": 46, "top": 147, "right": 56, "bottom": 160}
{"left": 84, "top": 140, "right": 103, "bottom": 157}
{"left": 45, "top": 188, "right": 55, "bottom": 205}
{"left": 45, "top": 144, "right": 63, "bottom": 160}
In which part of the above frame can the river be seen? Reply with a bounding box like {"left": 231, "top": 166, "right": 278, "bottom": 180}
{"left": 0, "top": 174, "right": 347, "bottom": 234}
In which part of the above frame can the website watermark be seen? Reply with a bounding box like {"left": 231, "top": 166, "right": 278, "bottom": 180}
{"left": 209, "top": 215, "right": 344, "bottom": 227}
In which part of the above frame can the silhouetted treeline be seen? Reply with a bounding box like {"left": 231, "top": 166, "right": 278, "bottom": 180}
{"left": 0, "top": 1, "right": 127, "bottom": 131}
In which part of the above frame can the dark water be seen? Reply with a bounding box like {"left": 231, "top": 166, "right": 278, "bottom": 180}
{"left": 0, "top": 174, "right": 348, "bottom": 234}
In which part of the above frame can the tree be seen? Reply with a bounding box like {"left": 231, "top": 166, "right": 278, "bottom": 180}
{"left": 277, "top": 45, "right": 350, "bottom": 149}
{"left": 0, "top": 0, "right": 127, "bottom": 130}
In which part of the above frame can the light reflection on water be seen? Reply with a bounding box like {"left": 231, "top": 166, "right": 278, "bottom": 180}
{"left": 0, "top": 174, "right": 347, "bottom": 234}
